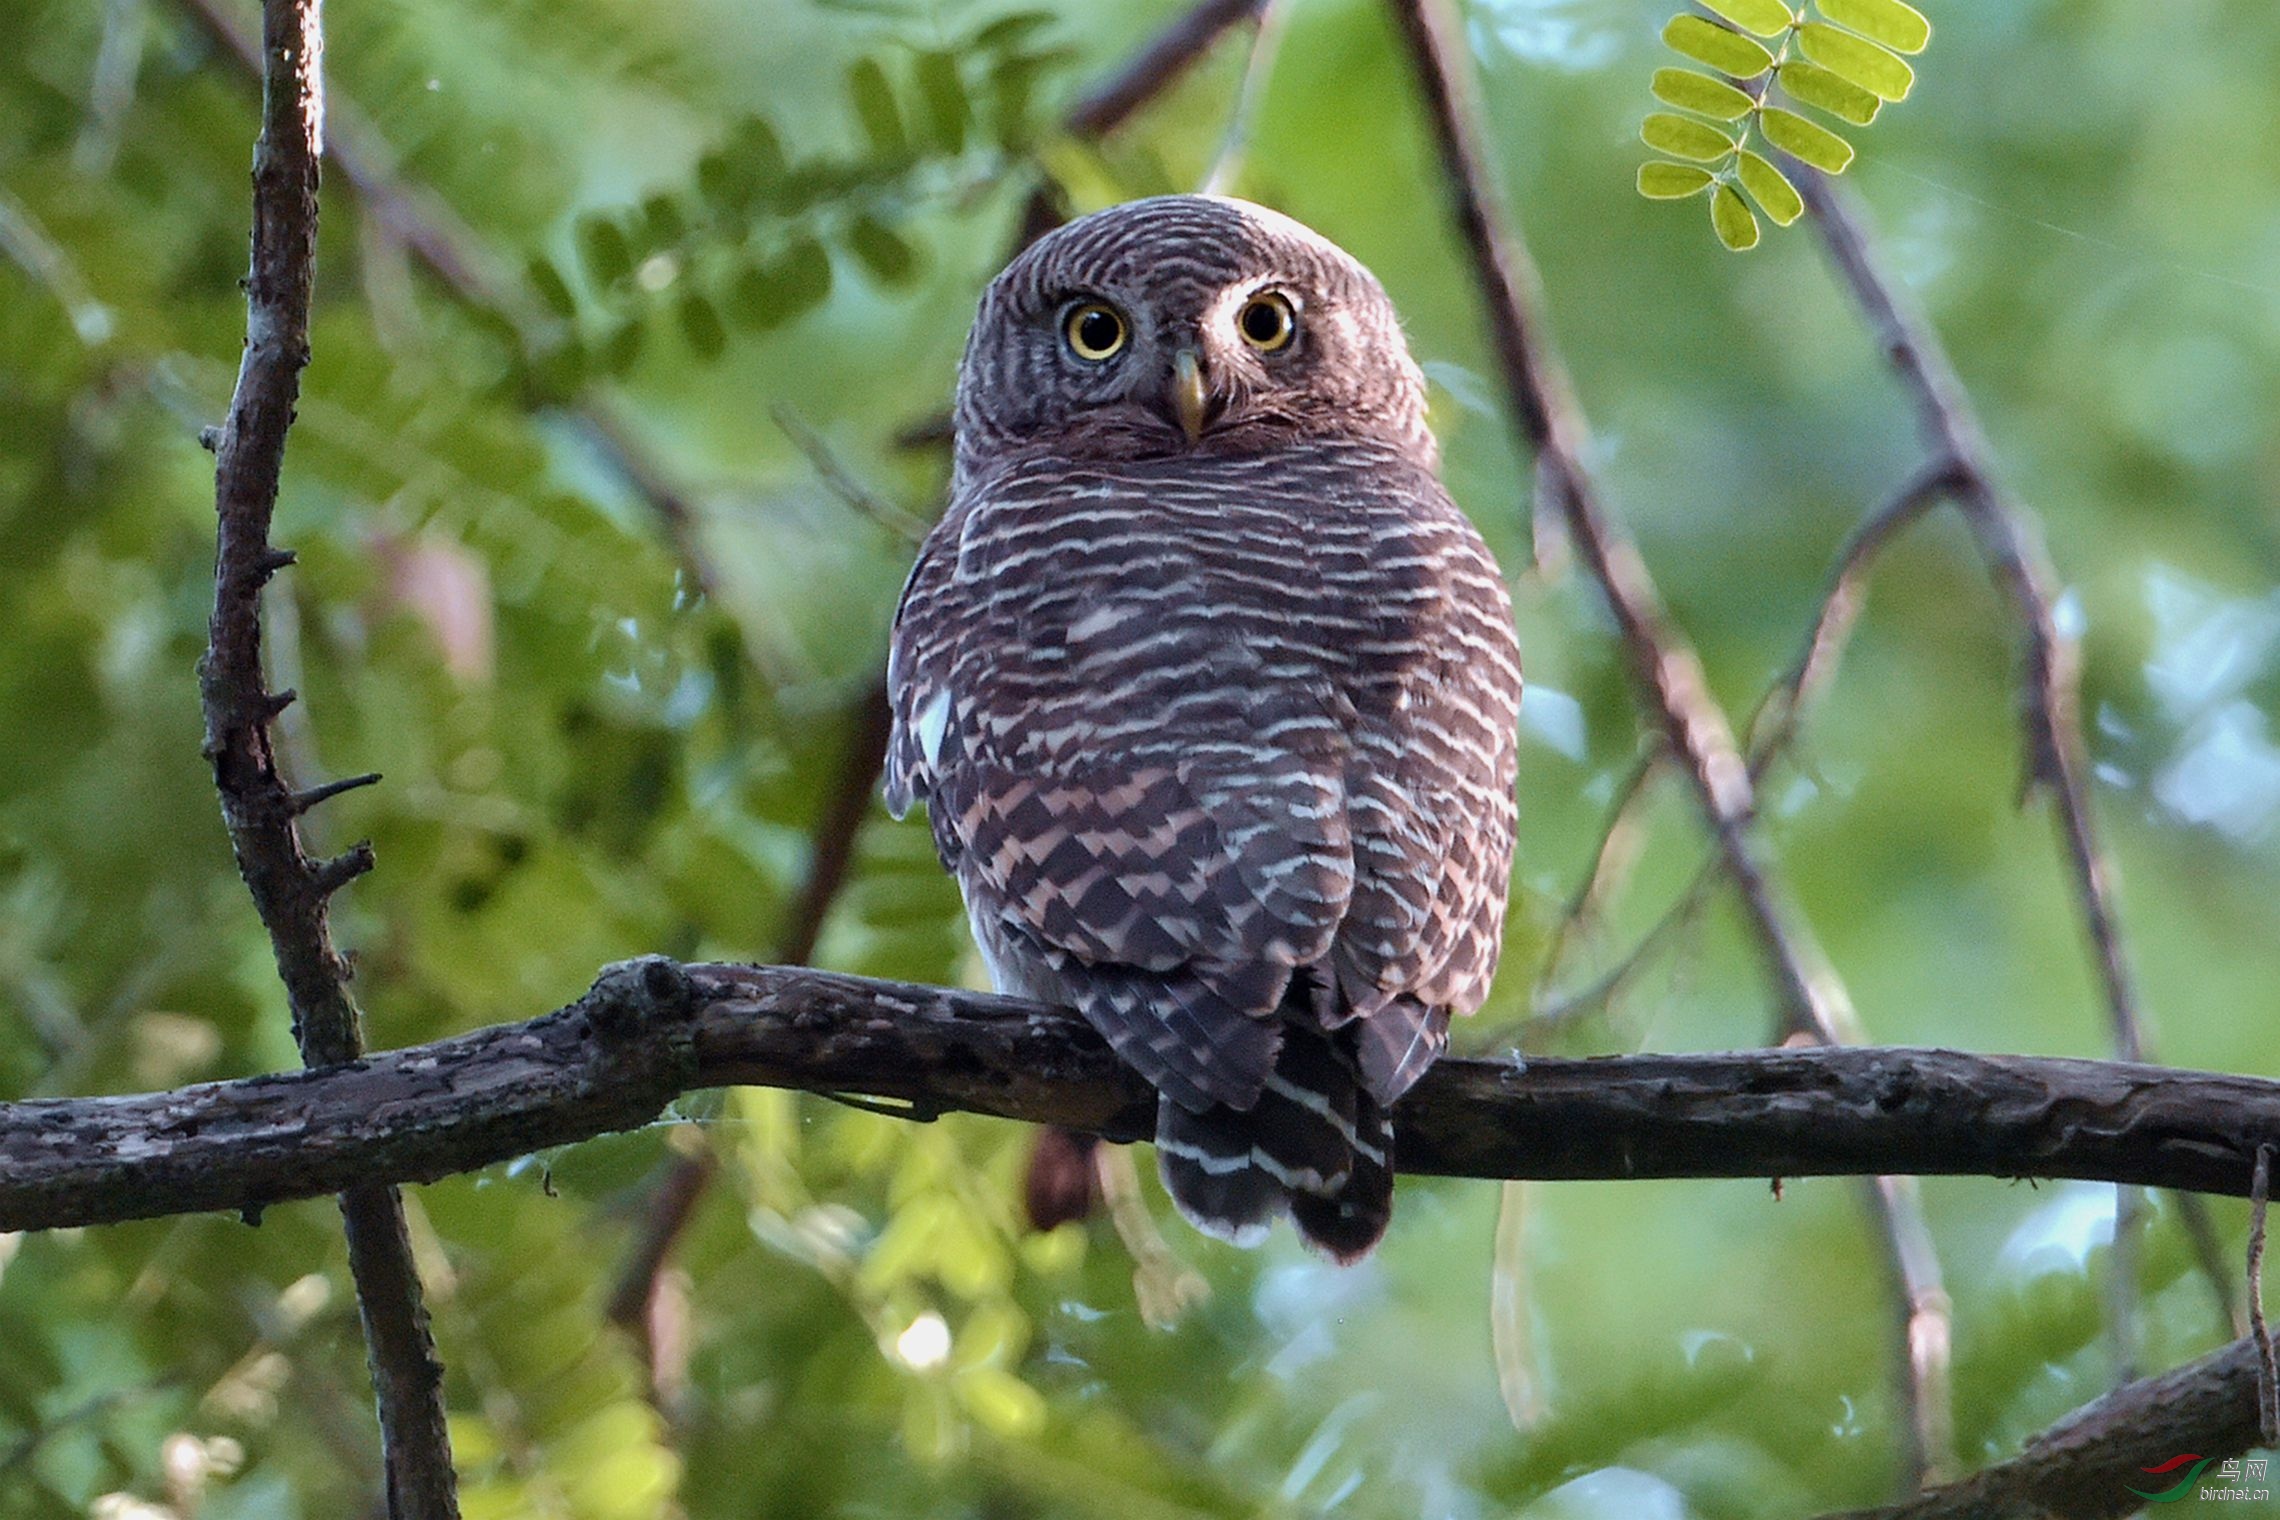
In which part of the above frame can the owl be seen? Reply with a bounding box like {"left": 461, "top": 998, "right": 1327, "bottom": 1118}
{"left": 885, "top": 195, "right": 1521, "bottom": 1262}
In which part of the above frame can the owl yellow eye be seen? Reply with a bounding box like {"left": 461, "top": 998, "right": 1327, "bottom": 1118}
{"left": 1063, "top": 302, "right": 1128, "bottom": 362}
{"left": 1236, "top": 291, "right": 1296, "bottom": 353}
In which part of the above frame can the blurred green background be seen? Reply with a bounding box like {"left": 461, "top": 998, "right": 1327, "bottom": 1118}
{"left": 2, "top": 0, "right": 2276, "bottom": 1514}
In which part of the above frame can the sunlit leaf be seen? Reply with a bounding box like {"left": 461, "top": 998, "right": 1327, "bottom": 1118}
{"left": 1736, "top": 149, "right": 1804, "bottom": 224}
{"left": 1817, "top": 0, "right": 1930, "bottom": 53}
{"left": 1637, "top": 161, "right": 1716, "bottom": 199}
{"left": 1696, "top": 0, "right": 1794, "bottom": 39}
{"left": 956, "top": 1367, "right": 1046, "bottom": 1438}
{"left": 1651, "top": 68, "right": 1756, "bottom": 120}
{"left": 1777, "top": 60, "right": 1882, "bottom": 125}
{"left": 914, "top": 51, "right": 970, "bottom": 155}
{"left": 847, "top": 57, "right": 907, "bottom": 158}
{"left": 1640, "top": 112, "right": 1737, "bottom": 163}
{"left": 1797, "top": 22, "right": 1914, "bottom": 101}
{"left": 1711, "top": 184, "right": 1761, "bottom": 250}
{"left": 1759, "top": 105, "right": 1856, "bottom": 171}
{"left": 1662, "top": 15, "right": 1775, "bottom": 78}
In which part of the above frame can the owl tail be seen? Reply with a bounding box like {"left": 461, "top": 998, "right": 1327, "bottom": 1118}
{"left": 1153, "top": 1026, "right": 1394, "bottom": 1264}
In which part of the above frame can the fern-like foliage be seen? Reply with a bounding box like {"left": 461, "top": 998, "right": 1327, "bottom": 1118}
{"left": 1635, "top": 0, "right": 1930, "bottom": 249}
{"left": 515, "top": 12, "right": 1068, "bottom": 397}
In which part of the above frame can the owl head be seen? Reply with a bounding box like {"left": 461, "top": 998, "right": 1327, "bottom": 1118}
{"left": 952, "top": 195, "right": 1432, "bottom": 477}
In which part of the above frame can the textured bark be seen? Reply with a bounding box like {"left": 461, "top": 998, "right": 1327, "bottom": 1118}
{"left": 5, "top": 959, "right": 2278, "bottom": 1234}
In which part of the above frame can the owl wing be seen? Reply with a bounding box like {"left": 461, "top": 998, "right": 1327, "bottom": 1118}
{"left": 886, "top": 468, "right": 1365, "bottom": 1111}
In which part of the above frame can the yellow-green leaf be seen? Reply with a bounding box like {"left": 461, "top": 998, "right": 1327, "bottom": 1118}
{"left": 1638, "top": 161, "right": 1716, "bottom": 199}
{"left": 1736, "top": 150, "right": 1804, "bottom": 224}
{"left": 1711, "top": 185, "right": 1761, "bottom": 249}
{"left": 1698, "top": 0, "right": 1794, "bottom": 38}
{"left": 914, "top": 50, "right": 970, "bottom": 154}
{"left": 1817, "top": 0, "right": 1930, "bottom": 53}
{"left": 956, "top": 1368, "right": 1046, "bottom": 1439}
{"left": 1640, "top": 112, "right": 1737, "bottom": 163}
{"left": 1651, "top": 68, "right": 1756, "bottom": 120}
{"left": 1663, "top": 16, "right": 1775, "bottom": 78}
{"left": 1797, "top": 22, "right": 1914, "bottom": 100}
{"left": 1759, "top": 106, "right": 1856, "bottom": 172}
{"left": 1778, "top": 60, "right": 1881, "bottom": 125}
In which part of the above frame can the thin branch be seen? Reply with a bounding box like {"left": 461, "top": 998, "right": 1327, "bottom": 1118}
{"left": 1059, "top": 0, "right": 1267, "bottom": 140}
{"left": 1823, "top": 1333, "right": 2273, "bottom": 1520}
{"left": 1797, "top": 167, "right": 2244, "bottom": 1352}
{"left": 1384, "top": 0, "right": 1946, "bottom": 1480}
{"left": 2253, "top": 1144, "right": 2277, "bottom": 1445}
{"left": 8, "top": 959, "right": 2280, "bottom": 1233}
{"left": 199, "top": 4, "right": 455, "bottom": 1514}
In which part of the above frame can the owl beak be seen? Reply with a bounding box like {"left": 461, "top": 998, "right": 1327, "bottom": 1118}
{"left": 1168, "top": 347, "right": 1210, "bottom": 442}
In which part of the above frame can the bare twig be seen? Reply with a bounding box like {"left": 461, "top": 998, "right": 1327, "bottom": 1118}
{"left": 1385, "top": 0, "right": 1947, "bottom": 1480}
{"left": 2253, "top": 1144, "right": 2277, "bottom": 1445}
{"left": 1060, "top": 0, "right": 1267, "bottom": 139}
{"left": 1797, "top": 167, "right": 2243, "bottom": 1354}
{"left": 198, "top": 3, "right": 455, "bottom": 1515}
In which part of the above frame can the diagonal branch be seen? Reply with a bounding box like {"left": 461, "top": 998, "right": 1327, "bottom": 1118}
{"left": 1384, "top": 0, "right": 1949, "bottom": 1481}
{"left": 1798, "top": 168, "right": 2244, "bottom": 1358}
{"left": 198, "top": 3, "right": 455, "bottom": 1515}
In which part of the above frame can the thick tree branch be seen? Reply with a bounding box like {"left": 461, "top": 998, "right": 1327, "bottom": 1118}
{"left": 1384, "top": 0, "right": 1948, "bottom": 1479}
{"left": 198, "top": 4, "right": 455, "bottom": 1514}
{"left": 6, "top": 959, "right": 2280, "bottom": 1234}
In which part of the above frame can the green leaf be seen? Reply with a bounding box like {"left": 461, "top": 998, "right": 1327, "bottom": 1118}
{"left": 1817, "top": 0, "right": 1930, "bottom": 53}
{"left": 526, "top": 256, "right": 577, "bottom": 320}
{"left": 967, "top": 10, "right": 1055, "bottom": 53}
{"left": 640, "top": 194, "right": 686, "bottom": 250}
{"left": 1696, "top": 0, "right": 1794, "bottom": 39}
{"left": 1777, "top": 60, "right": 1881, "bottom": 124}
{"left": 1640, "top": 112, "right": 1738, "bottom": 163}
{"left": 847, "top": 58, "right": 907, "bottom": 158}
{"left": 695, "top": 150, "right": 756, "bottom": 214}
{"left": 677, "top": 291, "right": 726, "bottom": 358}
{"left": 1797, "top": 22, "right": 1914, "bottom": 100}
{"left": 599, "top": 316, "right": 646, "bottom": 376}
{"left": 1662, "top": 16, "right": 1775, "bottom": 78}
{"left": 1710, "top": 184, "right": 1761, "bottom": 250}
{"left": 1638, "top": 161, "right": 1717, "bottom": 199}
{"left": 726, "top": 261, "right": 791, "bottom": 331}
{"left": 846, "top": 215, "right": 918, "bottom": 284}
{"left": 1736, "top": 150, "right": 1804, "bottom": 224}
{"left": 1759, "top": 106, "right": 1856, "bottom": 172}
{"left": 1651, "top": 68, "right": 1756, "bottom": 120}
{"left": 775, "top": 236, "right": 834, "bottom": 315}
{"left": 914, "top": 51, "right": 970, "bottom": 155}
{"left": 575, "top": 216, "right": 634, "bottom": 288}
{"left": 989, "top": 54, "right": 1046, "bottom": 144}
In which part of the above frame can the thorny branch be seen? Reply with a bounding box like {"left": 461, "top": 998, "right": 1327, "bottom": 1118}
{"left": 197, "top": 1, "right": 456, "bottom": 1515}
{"left": 1384, "top": 0, "right": 1949, "bottom": 1483}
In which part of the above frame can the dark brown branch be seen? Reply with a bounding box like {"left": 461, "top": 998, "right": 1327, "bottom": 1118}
{"left": 1061, "top": 0, "right": 1267, "bottom": 139}
{"left": 1384, "top": 0, "right": 1947, "bottom": 1479}
{"left": 198, "top": 5, "right": 455, "bottom": 1514}
{"left": 1825, "top": 1334, "right": 2271, "bottom": 1520}
{"left": 2254, "top": 1145, "right": 2277, "bottom": 1444}
{"left": 8, "top": 959, "right": 2280, "bottom": 1233}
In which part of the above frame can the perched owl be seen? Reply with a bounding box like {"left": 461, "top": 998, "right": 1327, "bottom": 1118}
{"left": 885, "top": 195, "right": 1521, "bottom": 1261}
